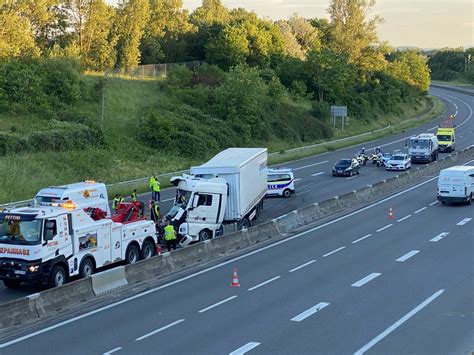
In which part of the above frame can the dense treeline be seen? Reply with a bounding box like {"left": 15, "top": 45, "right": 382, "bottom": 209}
{"left": 427, "top": 48, "right": 474, "bottom": 83}
{"left": 0, "top": 0, "right": 431, "bottom": 158}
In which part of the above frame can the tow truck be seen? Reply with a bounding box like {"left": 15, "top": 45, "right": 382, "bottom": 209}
{"left": 0, "top": 200, "right": 157, "bottom": 288}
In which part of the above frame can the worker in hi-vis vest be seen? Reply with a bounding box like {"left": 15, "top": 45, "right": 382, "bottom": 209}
{"left": 164, "top": 222, "right": 177, "bottom": 252}
{"left": 150, "top": 176, "right": 160, "bottom": 202}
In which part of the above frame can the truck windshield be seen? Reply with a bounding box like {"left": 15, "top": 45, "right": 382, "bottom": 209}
{"left": 437, "top": 135, "right": 451, "bottom": 141}
{"left": 409, "top": 139, "right": 429, "bottom": 148}
{"left": 0, "top": 219, "right": 42, "bottom": 245}
{"left": 175, "top": 189, "right": 191, "bottom": 207}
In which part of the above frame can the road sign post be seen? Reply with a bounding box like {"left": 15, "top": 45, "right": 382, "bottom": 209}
{"left": 330, "top": 105, "right": 348, "bottom": 131}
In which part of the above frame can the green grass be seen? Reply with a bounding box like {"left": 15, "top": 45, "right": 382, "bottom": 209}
{"left": 0, "top": 75, "right": 445, "bottom": 204}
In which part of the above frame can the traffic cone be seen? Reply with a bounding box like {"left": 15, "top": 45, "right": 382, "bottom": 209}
{"left": 156, "top": 245, "right": 162, "bottom": 255}
{"left": 230, "top": 268, "right": 240, "bottom": 287}
{"left": 388, "top": 207, "right": 394, "bottom": 220}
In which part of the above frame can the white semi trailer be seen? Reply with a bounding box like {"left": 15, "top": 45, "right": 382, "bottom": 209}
{"left": 166, "top": 148, "right": 268, "bottom": 246}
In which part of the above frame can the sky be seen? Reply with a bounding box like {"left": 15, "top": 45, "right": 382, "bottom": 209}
{"left": 108, "top": 0, "right": 474, "bottom": 48}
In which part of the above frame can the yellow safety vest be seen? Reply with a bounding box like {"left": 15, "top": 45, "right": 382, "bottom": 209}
{"left": 149, "top": 176, "right": 156, "bottom": 188}
{"left": 164, "top": 225, "right": 176, "bottom": 241}
{"left": 152, "top": 180, "right": 160, "bottom": 192}
{"left": 131, "top": 192, "right": 138, "bottom": 201}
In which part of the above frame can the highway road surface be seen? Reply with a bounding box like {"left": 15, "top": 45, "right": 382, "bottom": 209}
{"left": 0, "top": 85, "right": 472, "bottom": 306}
{"left": 1, "top": 159, "right": 472, "bottom": 354}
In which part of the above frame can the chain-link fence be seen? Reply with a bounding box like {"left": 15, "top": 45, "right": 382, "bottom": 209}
{"left": 105, "top": 61, "right": 205, "bottom": 80}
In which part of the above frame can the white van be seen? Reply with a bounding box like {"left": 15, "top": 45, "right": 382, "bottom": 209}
{"left": 34, "top": 181, "right": 111, "bottom": 216}
{"left": 437, "top": 166, "right": 474, "bottom": 205}
{"left": 266, "top": 168, "right": 295, "bottom": 198}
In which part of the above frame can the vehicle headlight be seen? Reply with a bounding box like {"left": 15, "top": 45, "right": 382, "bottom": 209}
{"left": 345, "top": 167, "right": 352, "bottom": 171}
{"left": 28, "top": 265, "right": 39, "bottom": 273}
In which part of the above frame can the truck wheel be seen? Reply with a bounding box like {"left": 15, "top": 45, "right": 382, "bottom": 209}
{"left": 49, "top": 265, "right": 66, "bottom": 288}
{"left": 283, "top": 189, "right": 291, "bottom": 198}
{"left": 79, "top": 258, "right": 94, "bottom": 278}
{"left": 199, "top": 229, "right": 212, "bottom": 241}
{"left": 467, "top": 194, "right": 472, "bottom": 205}
{"left": 141, "top": 239, "right": 155, "bottom": 259}
{"left": 238, "top": 218, "right": 251, "bottom": 231}
{"left": 3, "top": 279, "right": 22, "bottom": 288}
{"left": 125, "top": 244, "right": 140, "bottom": 264}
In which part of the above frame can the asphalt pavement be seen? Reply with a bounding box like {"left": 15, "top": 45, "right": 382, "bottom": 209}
{"left": 2, "top": 158, "right": 472, "bottom": 354}
{"left": 0, "top": 86, "right": 472, "bottom": 307}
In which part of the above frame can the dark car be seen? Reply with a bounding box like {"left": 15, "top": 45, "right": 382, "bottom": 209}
{"left": 332, "top": 159, "right": 361, "bottom": 177}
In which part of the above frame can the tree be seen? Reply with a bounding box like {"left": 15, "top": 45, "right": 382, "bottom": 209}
{"left": 328, "top": 0, "right": 382, "bottom": 64}
{"left": 191, "top": 0, "right": 229, "bottom": 27}
{"left": 82, "top": 1, "right": 117, "bottom": 69}
{"left": 276, "top": 20, "right": 305, "bottom": 59}
{"left": 205, "top": 25, "right": 248, "bottom": 69}
{"left": 277, "top": 14, "right": 320, "bottom": 60}
{"left": 390, "top": 50, "right": 431, "bottom": 92}
{"left": 115, "top": 0, "right": 150, "bottom": 69}
{"left": 141, "top": 0, "right": 196, "bottom": 63}
{"left": 0, "top": 0, "right": 41, "bottom": 58}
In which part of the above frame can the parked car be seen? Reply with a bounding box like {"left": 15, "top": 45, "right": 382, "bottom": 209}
{"left": 386, "top": 153, "right": 411, "bottom": 171}
{"left": 332, "top": 159, "right": 361, "bottom": 177}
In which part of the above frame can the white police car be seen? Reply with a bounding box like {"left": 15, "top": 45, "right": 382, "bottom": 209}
{"left": 266, "top": 168, "right": 295, "bottom": 198}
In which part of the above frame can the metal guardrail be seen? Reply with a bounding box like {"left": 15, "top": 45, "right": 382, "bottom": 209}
{"left": 430, "top": 84, "right": 474, "bottom": 97}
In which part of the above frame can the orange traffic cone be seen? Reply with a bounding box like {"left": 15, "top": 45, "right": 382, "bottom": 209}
{"left": 388, "top": 207, "right": 394, "bottom": 220}
{"left": 230, "top": 268, "right": 240, "bottom": 287}
{"left": 156, "top": 245, "right": 162, "bottom": 255}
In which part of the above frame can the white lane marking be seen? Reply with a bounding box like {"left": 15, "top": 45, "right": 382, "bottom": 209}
{"left": 311, "top": 172, "right": 325, "bottom": 177}
{"left": 293, "top": 160, "right": 329, "bottom": 171}
{"left": 397, "top": 214, "right": 411, "bottom": 222}
{"left": 351, "top": 273, "right": 381, "bottom": 287}
{"left": 393, "top": 149, "right": 401, "bottom": 152}
{"left": 346, "top": 176, "right": 358, "bottom": 180}
{"left": 229, "top": 342, "right": 261, "bottom": 355}
{"left": 429, "top": 201, "right": 439, "bottom": 206}
{"left": 1, "top": 171, "right": 464, "bottom": 349}
{"left": 248, "top": 276, "right": 281, "bottom": 291}
{"left": 198, "top": 296, "right": 237, "bottom": 313}
{"left": 352, "top": 234, "right": 373, "bottom": 244}
{"left": 396, "top": 250, "right": 420, "bottom": 262}
{"left": 295, "top": 190, "right": 310, "bottom": 196}
{"left": 427, "top": 126, "right": 437, "bottom": 132}
{"left": 376, "top": 224, "right": 393, "bottom": 232}
{"left": 322, "top": 246, "right": 346, "bottom": 257}
{"left": 103, "top": 347, "right": 122, "bottom": 355}
{"left": 291, "top": 302, "right": 330, "bottom": 322}
{"left": 289, "top": 260, "right": 316, "bottom": 273}
{"left": 354, "top": 289, "right": 445, "bottom": 355}
{"left": 414, "top": 207, "right": 427, "bottom": 214}
{"left": 294, "top": 178, "right": 302, "bottom": 182}
{"left": 162, "top": 198, "right": 174, "bottom": 202}
{"left": 430, "top": 232, "right": 449, "bottom": 242}
{"left": 135, "top": 319, "right": 185, "bottom": 341}
{"left": 457, "top": 218, "right": 472, "bottom": 226}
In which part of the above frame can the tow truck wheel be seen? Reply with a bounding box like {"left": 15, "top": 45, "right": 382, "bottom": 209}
{"left": 49, "top": 265, "right": 66, "bottom": 288}
{"left": 79, "top": 258, "right": 94, "bottom": 278}
{"left": 3, "top": 279, "right": 22, "bottom": 288}
{"left": 125, "top": 244, "right": 140, "bottom": 264}
{"left": 141, "top": 239, "right": 155, "bottom": 259}
{"left": 199, "top": 229, "right": 212, "bottom": 241}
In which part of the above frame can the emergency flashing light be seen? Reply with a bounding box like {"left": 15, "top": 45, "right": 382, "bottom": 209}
{"left": 61, "top": 201, "right": 77, "bottom": 210}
